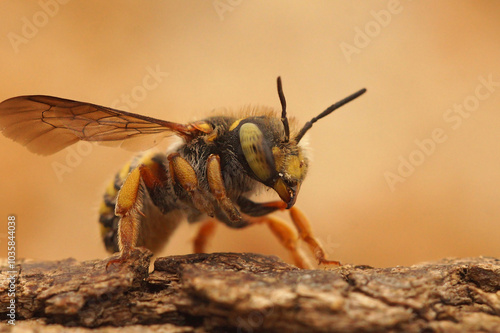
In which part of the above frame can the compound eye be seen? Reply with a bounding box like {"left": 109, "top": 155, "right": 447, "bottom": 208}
{"left": 239, "top": 123, "right": 275, "bottom": 183}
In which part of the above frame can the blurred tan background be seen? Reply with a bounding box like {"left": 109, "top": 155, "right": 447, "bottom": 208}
{"left": 0, "top": 1, "right": 499, "bottom": 268}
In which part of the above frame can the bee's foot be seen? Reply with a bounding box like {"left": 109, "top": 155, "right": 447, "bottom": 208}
{"left": 105, "top": 253, "right": 130, "bottom": 271}
{"left": 318, "top": 258, "right": 341, "bottom": 267}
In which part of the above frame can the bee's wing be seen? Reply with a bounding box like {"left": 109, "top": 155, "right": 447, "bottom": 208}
{"left": 0, "top": 95, "right": 195, "bottom": 155}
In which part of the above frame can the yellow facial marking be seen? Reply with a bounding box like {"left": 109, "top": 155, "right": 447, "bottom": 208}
{"left": 286, "top": 155, "right": 306, "bottom": 180}
{"left": 272, "top": 146, "right": 284, "bottom": 172}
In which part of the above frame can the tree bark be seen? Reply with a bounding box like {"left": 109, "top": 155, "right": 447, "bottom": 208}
{"left": 1, "top": 250, "right": 499, "bottom": 332}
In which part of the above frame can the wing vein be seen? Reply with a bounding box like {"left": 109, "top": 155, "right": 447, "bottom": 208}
{"left": 0, "top": 95, "right": 193, "bottom": 155}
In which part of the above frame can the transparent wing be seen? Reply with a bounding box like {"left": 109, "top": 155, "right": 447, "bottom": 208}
{"left": 0, "top": 95, "right": 194, "bottom": 155}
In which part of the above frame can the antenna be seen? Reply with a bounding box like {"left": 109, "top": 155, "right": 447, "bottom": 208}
{"left": 295, "top": 88, "right": 367, "bottom": 143}
{"left": 277, "top": 77, "right": 290, "bottom": 142}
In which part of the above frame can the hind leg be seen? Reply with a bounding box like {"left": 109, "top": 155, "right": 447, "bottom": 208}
{"left": 107, "top": 162, "right": 168, "bottom": 266}
{"left": 99, "top": 151, "right": 172, "bottom": 254}
{"left": 114, "top": 151, "right": 223, "bottom": 259}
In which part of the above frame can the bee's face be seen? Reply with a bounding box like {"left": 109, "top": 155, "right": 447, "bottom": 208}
{"left": 238, "top": 118, "right": 308, "bottom": 208}
{"left": 271, "top": 142, "right": 308, "bottom": 208}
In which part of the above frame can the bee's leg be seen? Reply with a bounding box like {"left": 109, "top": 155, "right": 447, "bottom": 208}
{"left": 233, "top": 198, "right": 305, "bottom": 267}
{"left": 206, "top": 154, "right": 241, "bottom": 222}
{"left": 168, "top": 153, "right": 215, "bottom": 217}
{"left": 237, "top": 197, "right": 287, "bottom": 216}
{"left": 107, "top": 162, "right": 167, "bottom": 267}
{"left": 238, "top": 198, "right": 340, "bottom": 267}
{"left": 106, "top": 167, "right": 144, "bottom": 267}
{"left": 193, "top": 219, "right": 218, "bottom": 253}
{"left": 250, "top": 215, "right": 312, "bottom": 269}
{"left": 288, "top": 206, "right": 340, "bottom": 266}
{"left": 192, "top": 153, "right": 255, "bottom": 254}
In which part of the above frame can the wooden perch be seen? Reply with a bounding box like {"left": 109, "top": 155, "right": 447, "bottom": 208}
{"left": 1, "top": 250, "right": 500, "bottom": 332}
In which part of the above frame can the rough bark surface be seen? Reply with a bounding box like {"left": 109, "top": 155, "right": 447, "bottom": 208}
{"left": 1, "top": 250, "right": 499, "bottom": 332}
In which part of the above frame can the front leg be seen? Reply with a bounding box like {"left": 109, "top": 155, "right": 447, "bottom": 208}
{"left": 197, "top": 154, "right": 339, "bottom": 267}
{"left": 240, "top": 197, "right": 340, "bottom": 267}
{"left": 237, "top": 196, "right": 287, "bottom": 216}
{"left": 289, "top": 206, "right": 340, "bottom": 266}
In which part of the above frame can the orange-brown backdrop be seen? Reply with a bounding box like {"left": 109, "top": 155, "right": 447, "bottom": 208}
{"left": 1, "top": 1, "right": 499, "bottom": 268}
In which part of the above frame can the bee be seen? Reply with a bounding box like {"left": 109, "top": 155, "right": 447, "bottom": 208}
{"left": 0, "top": 77, "right": 365, "bottom": 268}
